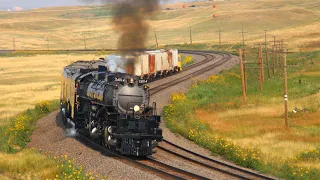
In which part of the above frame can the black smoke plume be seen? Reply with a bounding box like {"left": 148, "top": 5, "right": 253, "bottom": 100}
{"left": 82, "top": 0, "right": 160, "bottom": 51}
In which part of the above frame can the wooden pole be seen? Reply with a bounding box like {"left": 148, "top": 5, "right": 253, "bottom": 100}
{"left": 272, "top": 45, "right": 275, "bottom": 75}
{"left": 264, "top": 30, "right": 270, "bottom": 79}
{"left": 242, "top": 28, "right": 245, "bottom": 49}
{"left": 283, "top": 48, "right": 288, "bottom": 127}
{"left": 12, "top": 38, "right": 16, "bottom": 51}
{"left": 239, "top": 49, "right": 246, "bottom": 105}
{"left": 219, "top": 27, "right": 221, "bottom": 48}
{"left": 189, "top": 27, "right": 193, "bottom": 45}
{"left": 278, "top": 41, "right": 281, "bottom": 67}
{"left": 46, "top": 37, "right": 49, "bottom": 51}
{"left": 276, "top": 43, "right": 279, "bottom": 72}
{"left": 273, "top": 36, "right": 276, "bottom": 75}
{"left": 154, "top": 28, "right": 159, "bottom": 49}
{"left": 243, "top": 49, "right": 247, "bottom": 93}
{"left": 258, "top": 44, "right": 263, "bottom": 91}
{"left": 83, "top": 35, "right": 87, "bottom": 50}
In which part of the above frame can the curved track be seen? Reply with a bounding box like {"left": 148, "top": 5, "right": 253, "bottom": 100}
{"left": 77, "top": 133, "right": 210, "bottom": 180}
{"left": 149, "top": 51, "right": 232, "bottom": 95}
{"left": 26, "top": 49, "right": 276, "bottom": 179}
{"left": 74, "top": 50, "right": 239, "bottom": 179}
{"left": 158, "top": 139, "right": 277, "bottom": 180}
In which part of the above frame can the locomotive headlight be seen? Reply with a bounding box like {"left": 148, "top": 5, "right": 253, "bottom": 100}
{"left": 133, "top": 105, "right": 140, "bottom": 112}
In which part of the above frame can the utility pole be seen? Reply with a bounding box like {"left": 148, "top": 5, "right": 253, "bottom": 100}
{"left": 215, "top": 26, "right": 222, "bottom": 48}
{"left": 12, "top": 38, "right": 16, "bottom": 51}
{"left": 272, "top": 36, "right": 276, "bottom": 75}
{"left": 239, "top": 49, "right": 246, "bottom": 105}
{"left": 240, "top": 28, "right": 248, "bottom": 49}
{"left": 46, "top": 37, "right": 50, "bottom": 51}
{"left": 275, "top": 39, "right": 279, "bottom": 72}
{"left": 278, "top": 41, "right": 281, "bottom": 66}
{"left": 258, "top": 44, "right": 263, "bottom": 91}
{"left": 154, "top": 28, "right": 159, "bottom": 49}
{"left": 189, "top": 27, "right": 193, "bottom": 45}
{"left": 283, "top": 48, "right": 288, "bottom": 127}
{"left": 83, "top": 35, "right": 87, "bottom": 50}
{"left": 218, "top": 27, "right": 221, "bottom": 48}
{"left": 218, "top": 26, "right": 221, "bottom": 49}
{"left": 243, "top": 49, "right": 247, "bottom": 93}
{"left": 264, "top": 30, "right": 270, "bottom": 79}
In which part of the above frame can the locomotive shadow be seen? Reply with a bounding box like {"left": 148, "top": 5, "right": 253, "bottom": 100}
{"left": 55, "top": 112, "right": 117, "bottom": 157}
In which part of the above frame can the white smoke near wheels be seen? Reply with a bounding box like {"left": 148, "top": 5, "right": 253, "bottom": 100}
{"left": 66, "top": 118, "right": 78, "bottom": 137}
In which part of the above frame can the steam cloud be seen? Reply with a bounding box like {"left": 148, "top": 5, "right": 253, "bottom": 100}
{"left": 82, "top": 0, "right": 159, "bottom": 51}
{"left": 105, "top": 55, "right": 134, "bottom": 73}
{"left": 112, "top": 0, "right": 159, "bottom": 51}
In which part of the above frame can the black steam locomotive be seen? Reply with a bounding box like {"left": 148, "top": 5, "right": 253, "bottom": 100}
{"left": 60, "top": 60, "right": 162, "bottom": 156}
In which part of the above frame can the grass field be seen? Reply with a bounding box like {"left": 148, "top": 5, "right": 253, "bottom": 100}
{"left": 0, "top": 53, "right": 108, "bottom": 124}
{"left": 0, "top": 0, "right": 319, "bottom": 179}
{"left": 164, "top": 49, "right": 320, "bottom": 179}
{"left": 0, "top": 0, "right": 319, "bottom": 50}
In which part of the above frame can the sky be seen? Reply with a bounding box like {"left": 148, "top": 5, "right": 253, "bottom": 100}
{"left": 0, "top": 0, "right": 199, "bottom": 11}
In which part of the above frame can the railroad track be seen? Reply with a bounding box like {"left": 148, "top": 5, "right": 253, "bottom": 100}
{"left": 62, "top": 49, "right": 260, "bottom": 179}
{"left": 76, "top": 132, "right": 210, "bottom": 180}
{"left": 72, "top": 50, "right": 239, "bottom": 180}
{"left": 149, "top": 51, "right": 232, "bottom": 95}
{"left": 158, "top": 139, "right": 277, "bottom": 180}
{"left": 179, "top": 50, "right": 216, "bottom": 71}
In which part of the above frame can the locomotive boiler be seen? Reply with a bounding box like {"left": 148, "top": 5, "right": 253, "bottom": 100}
{"left": 60, "top": 60, "right": 162, "bottom": 156}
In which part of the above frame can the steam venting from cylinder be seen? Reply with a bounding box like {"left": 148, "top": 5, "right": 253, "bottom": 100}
{"left": 80, "top": 0, "right": 160, "bottom": 74}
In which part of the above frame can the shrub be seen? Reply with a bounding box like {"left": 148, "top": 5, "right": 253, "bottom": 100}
{"left": 1, "top": 100, "right": 59, "bottom": 153}
{"left": 35, "top": 100, "right": 50, "bottom": 113}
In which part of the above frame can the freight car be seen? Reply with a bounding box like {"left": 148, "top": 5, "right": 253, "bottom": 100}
{"left": 105, "top": 49, "right": 181, "bottom": 81}
{"left": 60, "top": 60, "right": 163, "bottom": 156}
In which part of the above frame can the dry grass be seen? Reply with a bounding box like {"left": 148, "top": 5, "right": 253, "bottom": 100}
{"left": 196, "top": 94, "right": 320, "bottom": 165}
{"left": 0, "top": 54, "right": 96, "bottom": 123}
{"left": 0, "top": 150, "right": 59, "bottom": 179}
{"left": 0, "top": 174, "right": 9, "bottom": 180}
{"left": 0, "top": 0, "right": 319, "bottom": 50}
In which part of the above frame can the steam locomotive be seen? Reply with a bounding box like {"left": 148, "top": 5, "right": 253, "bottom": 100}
{"left": 60, "top": 60, "right": 163, "bottom": 156}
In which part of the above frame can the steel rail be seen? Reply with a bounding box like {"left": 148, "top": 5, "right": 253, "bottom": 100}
{"left": 149, "top": 52, "right": 232, "bottom": 95}
{"left": 162, "top": 139, "right": 278, "bottom": 180}
{"left": 157, "top": 146, "right": 250, "bottom": 179}
{"left": 144, "top": 157, "right": 211, "bottom": 180}
{"left": 76, "top": 132, "right": 211, "bottom": 180}
{"left": 76, "top": 133, "right": 185, "bottom": 180}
